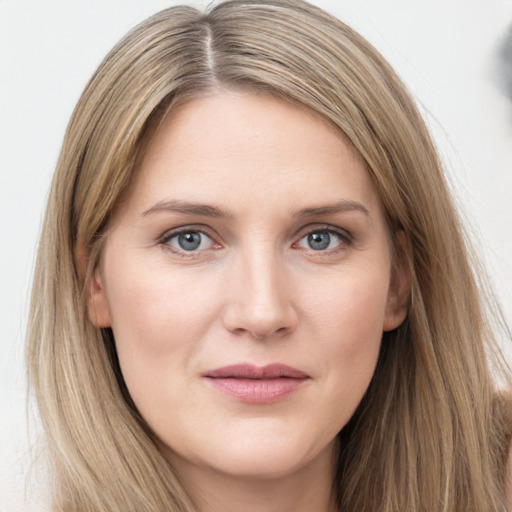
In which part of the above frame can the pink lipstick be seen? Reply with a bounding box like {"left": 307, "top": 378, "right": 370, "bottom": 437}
{"left": 203, "top": 364, "right": 309, "bottom": 403}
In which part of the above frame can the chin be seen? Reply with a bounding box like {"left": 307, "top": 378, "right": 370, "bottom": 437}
{"left": 213, "top": 447, "right": 308, "bottom": 480}
{"left": 162, "top": 424, "right": 337, "bottom": 482}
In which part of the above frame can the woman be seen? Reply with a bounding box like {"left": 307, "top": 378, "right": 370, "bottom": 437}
{"left": 26, "top": 0, "right": 512, "bottom": 510}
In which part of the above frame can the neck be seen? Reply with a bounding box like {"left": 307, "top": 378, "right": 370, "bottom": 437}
{"left": 166, "top": 441, "right": 340, "bottom": 512}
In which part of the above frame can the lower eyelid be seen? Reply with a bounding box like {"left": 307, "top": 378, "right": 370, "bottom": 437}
{"left": 158, "top": 229, "right": 218, "bottom": 254}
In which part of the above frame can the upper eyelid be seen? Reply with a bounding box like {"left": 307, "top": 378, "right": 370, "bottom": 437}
{"left": 158, "top": 227, "right": 221, "bottom": 258}
{"left": 159, "top": 225, "right": 218, "bottom": 242}
{"left": 295, "top": 224, "right": 353, "bottom": 241}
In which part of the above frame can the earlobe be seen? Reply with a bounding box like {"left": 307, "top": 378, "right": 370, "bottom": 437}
{"left": 383, "top": 232, "right": 411, "bottom": 332}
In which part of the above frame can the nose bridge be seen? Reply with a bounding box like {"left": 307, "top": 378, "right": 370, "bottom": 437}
{"left": 223, "top": 240, "right": 296, "bottom": 339}
{"left": 244, "top": 242, "right": 282, "bottom": 311}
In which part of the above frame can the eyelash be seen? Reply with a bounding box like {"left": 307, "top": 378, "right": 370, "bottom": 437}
{"left": 159, "top": 226, "right": 220, "bottom": 258}
{"left": 295, "top": 225, "right": 354, "bottom": 254}
{"left": 158, "top": 224, "right": 354, "bottom": 258}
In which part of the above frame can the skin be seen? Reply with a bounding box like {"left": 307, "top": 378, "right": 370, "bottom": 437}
{"left": 88, "top": 90, "right": 409, "bottom": 512}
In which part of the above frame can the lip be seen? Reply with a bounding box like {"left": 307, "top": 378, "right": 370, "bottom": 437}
{"left": 202, "top": 364, "right": 310, "bottom": 404}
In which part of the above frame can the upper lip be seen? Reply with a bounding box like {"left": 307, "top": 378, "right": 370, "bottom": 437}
{"left": 203, "top": 363, "right": 309, "bottom": 379}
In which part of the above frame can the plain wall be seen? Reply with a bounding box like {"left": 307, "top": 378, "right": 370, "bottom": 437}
{"left": 1, "top": 1, "right": 511, "bottom": 510}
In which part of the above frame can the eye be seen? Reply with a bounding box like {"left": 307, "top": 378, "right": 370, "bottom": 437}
{"left": 296, "top": 228, "right": 351, "bottom": 252}
{"left": 162, "top": 229, "right": 217, "bottom": 253}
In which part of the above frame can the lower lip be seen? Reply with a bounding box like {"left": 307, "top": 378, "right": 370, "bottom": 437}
{"left": 205, "top": 377, "right": 307, "bottom": 403}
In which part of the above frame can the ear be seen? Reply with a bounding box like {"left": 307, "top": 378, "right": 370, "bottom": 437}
{"left": 87, "top": 267, "right": 112, "bottom": 328}
{"left": 76, "top": 244, "right": 112, "bottom": 328}
{"left": 383, "top": 231, "right": 411, "bottom": 332}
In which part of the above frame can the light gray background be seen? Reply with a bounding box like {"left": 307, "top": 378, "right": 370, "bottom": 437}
{"left": 1, "top": 0, "right": 511, "bottom": 510}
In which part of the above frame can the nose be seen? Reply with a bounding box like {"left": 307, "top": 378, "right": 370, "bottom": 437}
{"left": 222, "top": 247, "right": 298, "bottom": 340}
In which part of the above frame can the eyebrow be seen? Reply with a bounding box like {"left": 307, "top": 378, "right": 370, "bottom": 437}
{"left": 141, "top": 199, "right": 233, "bottom": 218}
{"left": 296, "top": 200, "right": 370, "bottom": 219}
{"left": 141, "top": 199, "right": 370, "bottom": 219}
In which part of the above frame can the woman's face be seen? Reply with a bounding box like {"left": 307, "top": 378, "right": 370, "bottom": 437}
{"left": 88, "top": 91, "right": 408, "bottom": 482}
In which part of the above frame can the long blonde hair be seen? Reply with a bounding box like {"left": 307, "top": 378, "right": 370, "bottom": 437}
{"left": 27, "top": 1, "right": 511, "bottom": 510}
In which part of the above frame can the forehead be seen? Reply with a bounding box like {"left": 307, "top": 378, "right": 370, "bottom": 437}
{"left": 123, "top": 90, "right": 383, "bottom": 221}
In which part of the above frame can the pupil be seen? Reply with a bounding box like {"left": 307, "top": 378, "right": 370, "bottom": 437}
{"left": 178, "top": 232, "right": 201, "bottom": 251}
{"left": 308, "top": 232, "right": 330, "bottom": 250}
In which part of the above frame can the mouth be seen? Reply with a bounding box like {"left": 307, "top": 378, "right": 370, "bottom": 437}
{"left": 202, "top": 363, "right": 310, "bottom": 404}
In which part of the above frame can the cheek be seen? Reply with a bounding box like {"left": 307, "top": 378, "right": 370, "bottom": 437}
{"left": 107, "top": 254, "right": 215, "bottom": 338}
{"left": 305, "top": 269, "right": 389, "bottom": 418}
{"left": 103, "top": 257, "right": 219, "bottom": 399}
{"left": 307, "top": 267, "right": 390, "bottom": 352}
